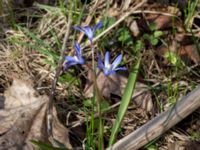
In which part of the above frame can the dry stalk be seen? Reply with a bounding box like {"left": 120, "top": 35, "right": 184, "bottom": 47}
{"left": 47, "top": 4, "right": 72, "bottom": 138}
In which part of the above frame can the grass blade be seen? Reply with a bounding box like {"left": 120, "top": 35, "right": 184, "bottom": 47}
{"left": 31, "top": 140, "right": 70, "bottom": 150}
{"left": 109, "top": 58, "right": 141, "bottom": 146}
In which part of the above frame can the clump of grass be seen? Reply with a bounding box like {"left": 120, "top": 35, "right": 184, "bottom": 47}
{"left": 184, "top": 0, "right": 198, "bottom": 31}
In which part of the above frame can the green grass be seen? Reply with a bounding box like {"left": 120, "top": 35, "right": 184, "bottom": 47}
{"left": 184, "top": 0, "right": 198, "bottom": 31}
{"left": 31, "top": 140, "right": 71, "bottom": 150}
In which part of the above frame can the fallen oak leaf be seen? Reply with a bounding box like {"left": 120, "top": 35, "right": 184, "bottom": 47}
{"left": 0, "top": 78, "right": 72, "bottom": 150}
{"left": 179, "top": 44, "right": 200, "bottom": 64}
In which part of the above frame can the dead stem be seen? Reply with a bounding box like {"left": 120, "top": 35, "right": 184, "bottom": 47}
{"left": 47, "top": 3, "right": 73, "bottom": 138}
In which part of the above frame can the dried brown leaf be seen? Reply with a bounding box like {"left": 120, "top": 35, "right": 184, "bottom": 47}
{"left": 179, "top": 45, "right": 200, "bottom": 64}
{"left": 0, "top": 78, "right": 72, "bottom": 150}
{"left": 168, "top": 141, "right": 200, "bottom": 150}
{"left": 126, "top": 18, "right": 140, "bottom": 37}
{"left": 158, "top": 43, "right": 200, "bottom": 64}
{"left": 138, "top": 5, "right": 181, "bottom": 31}
{"left": 84, "top": 70, "right": 153, "bottom": 112}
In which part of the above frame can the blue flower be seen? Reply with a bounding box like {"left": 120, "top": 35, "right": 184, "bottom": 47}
{"left": 98, "top": 51, "right": 127, "bottom": 76}
{"left": 65, "top": 42, "right": 85, "bottom": 69}
{"left": 73, "top": 22, "right": 103, "bottom": 42}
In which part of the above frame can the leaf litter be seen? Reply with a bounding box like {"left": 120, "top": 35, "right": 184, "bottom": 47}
{"left": 0, "top": 78, "right": 72, "bottom": 150}
{"left": 84, "top": 69, "right": 153, "bottom": 113}
{"left": 1, "top": 0, "right": 200, "bottom": 149}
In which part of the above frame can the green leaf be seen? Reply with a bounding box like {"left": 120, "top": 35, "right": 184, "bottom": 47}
{"left": 135, "top": 40, "right": 143, "bottom": 51}
{"left": 109, "top": 58, "right": 141, "bottom": 146}
{"left": 143, "top": 33, "right": 150, "bottom": 40}
{"left": 154, "top": 31, "right": 163, "bottom": 38}
{"left": 150, "top": 37, "right": 158, "bottom": 46}
{"left": 100, "top": 100, "right": 109, "bottom": 111}
{"left": 83, "top": 99, "right": 93, "bottom": 107}
{"left": 31, "top": 140, "right": 70, "bottom": 150}
{"left": 147, "top": 144, "right": 157, "bottom": 150}
{"left": 149, "top": 23, "right": 157, "bottom": 31}
{"left": 117, "top": 27, "right": 133, "bottom": 46}
{"left": 164, "top": 51, "right": 178, "bottom": 65}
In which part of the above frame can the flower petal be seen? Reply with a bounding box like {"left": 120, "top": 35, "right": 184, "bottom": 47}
{"left": 65, "top": 56, "right": 76, "bottom": 62}
{"left": 78, "top": 57, "right": 85, "bottom": 65}
{"left": 97, "top": 53, "right": 104, "bottom": 69}
{"left": 111, "top": 54, "right": 122, "bottom": 69}
{"left": 74, "top": 42, "right": 82, "bottom": 59}
{"left": 103, "top": 68, "right": 116, "bottom": 76}
{"left": 113, "top": 66, "right": 127, "bottom": 71}
{"left": 73, "top": 26, "right": 84, "bottom": 32}
{"left": 93, "top": 22, "right": 103, "bottom": 32}
{"left": 82, "top": 26, "right": 93, "bottom": 40}
{"left": 65, "top": 56, "right": 78, "bottom": 67}
{"left": 104, "top": 51, "right": 110, "bottom": 68}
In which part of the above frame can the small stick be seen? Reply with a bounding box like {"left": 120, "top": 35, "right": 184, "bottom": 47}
{"left": 47, "top": 4, "right": 72, "bottom": 137}
{"left": 106, "top": 85, "right": 200, "bottom": 150}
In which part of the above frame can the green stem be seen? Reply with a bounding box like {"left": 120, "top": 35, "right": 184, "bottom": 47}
{"left": 90, "top": 41, "right": 104, "bottom": 149}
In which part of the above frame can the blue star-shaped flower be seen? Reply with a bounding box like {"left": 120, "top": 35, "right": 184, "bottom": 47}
{"left": 98, "top": 51, "right": 127, "bottom": 76}
{"left": 65, "top": 42, "right": 85, "bottom": 69}
{"left": 73, "top": 22, "right": 103, "bottom": 42}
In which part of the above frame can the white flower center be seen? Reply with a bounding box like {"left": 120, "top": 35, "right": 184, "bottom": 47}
{"left": 105, "top": 63, "right": 111, "bottom": 70}
{"left": 74, "top": 56, "right": 79, "bottom": 62}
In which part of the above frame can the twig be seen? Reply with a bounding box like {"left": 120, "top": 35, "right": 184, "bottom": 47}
{"left": 47, "top": 4, "right": 72, "bottom": 137}
{"left": 106, "top": 85, "right": 200, "bottom": 150}
{"left": 132, "top": 10, "right": 178, "bottom": 17}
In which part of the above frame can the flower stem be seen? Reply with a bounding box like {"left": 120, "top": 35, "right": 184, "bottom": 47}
{"left": 90, "top": 41, "right": 104, "bottom": 149}
{"left": 90, "top": 41, "right": 95, "bottom": 70}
